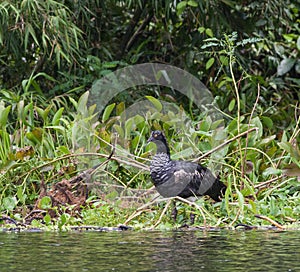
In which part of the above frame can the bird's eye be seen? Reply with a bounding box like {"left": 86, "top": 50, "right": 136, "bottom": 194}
{"left": 154, "top": 133, "right": 158, "bottom": 138}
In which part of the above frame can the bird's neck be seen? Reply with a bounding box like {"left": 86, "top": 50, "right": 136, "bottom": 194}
{"left": 154, "top": 140, "right": 171, "bottom": 158}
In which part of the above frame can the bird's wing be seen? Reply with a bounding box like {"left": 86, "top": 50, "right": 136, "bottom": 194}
{"left": 154, "top": 161, "right": 196, "bottom": 198}
{"left": 154, "top": 161, "right": 194, "bottom": 198}
{"left": 173, "top": 161, "right": 220, "bottom": 198}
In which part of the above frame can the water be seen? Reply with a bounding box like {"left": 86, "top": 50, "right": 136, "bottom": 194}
{"left": 0, "top": 229, "right": 299, "bottom": 271}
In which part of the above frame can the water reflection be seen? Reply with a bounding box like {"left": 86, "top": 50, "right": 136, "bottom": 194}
{"left": 0, "top": 230, "right": 299, "bottom": 271}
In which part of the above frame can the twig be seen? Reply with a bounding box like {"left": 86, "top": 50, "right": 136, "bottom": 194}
{"left": 89, "top": 132, "right": 118, "bottom": 175}
{"left": 153, "top": 199, "right": 172, "bottom": 228}
{"left": 229, "top": 209, "right": 241, "bottom": 228}
{"left": 0, "top": 215, "right": 18, "bottom": 225}
{"left": 126, "top": 11, "right": 153, "bottom": 52}
{"left": 175, "top": 196, "right": 207, "bottom": 227}
{"left": 123, "top": 208, "right": 153, "bottom": 225}
{"left": 254, "top": 175, "right": 283, "bottom": 189}
{"left": 229, "top": 51, "right": 242, "bottom": 177}
{"left": 67, "top": 135, "right": 118, "bottom": 186}
{"left": 284, "top": 216, "right": 296, "bottom": 222}
{"left": 24, "top": 209, "right": 47, "bottom": 224}
{"left": 123, "top": 193, "right": 161, "bottom": 225}
{"left": 192, "top": 127, "right": 258, "bottom": 162}
{"left": 254, "top": 214, "right": 285, "bottom": 230}
{"left": 117, "top": 0, "right": 154, "bottom": 59}
{"left": 242, "top": 84, "right": 260, "bottom": 177}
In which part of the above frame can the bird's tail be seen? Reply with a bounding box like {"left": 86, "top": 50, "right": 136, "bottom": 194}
{"left": 205, "top": 178, "right": 226, "bottom": 201}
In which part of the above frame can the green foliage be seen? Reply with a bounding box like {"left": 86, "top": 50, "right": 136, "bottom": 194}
{"left": 0, "top": 0, "right": 299, "bottom": 230}
{"left": 0, "top": 87, "right": 299, "bottom": 229}
{"left": 0, "top": 0, "right": 83, "bottom": 89}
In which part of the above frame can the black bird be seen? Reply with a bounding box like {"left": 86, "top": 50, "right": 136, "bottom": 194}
{"left": 147, "top": 130, "right": 226, "bottom": 202}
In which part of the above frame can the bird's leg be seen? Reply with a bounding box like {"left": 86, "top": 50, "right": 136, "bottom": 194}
{"left": 190, "top": 212, "right": 195, "bottom": 225}
{"left": 171, "top": 200, "right": 177, "bottom": 222}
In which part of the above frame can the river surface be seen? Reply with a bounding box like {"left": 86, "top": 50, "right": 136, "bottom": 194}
{"left": 0, "top": 229, "right": 299, "bottom": 271}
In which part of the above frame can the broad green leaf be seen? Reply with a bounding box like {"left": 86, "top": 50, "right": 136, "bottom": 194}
{"left": 113, "top": 124, "right": 124, "bottom": 138}
{"left": 206, "top": 57, "right": 215, "bottom": 70}
{"left": 205, "top": 28, "right": 214, "bottom": 37}
{"left": 262, "top": 167, "right": 282, "bottom": 176}
{"left": 52, "top": 107, "right": 64, "bottom": 126}
{"left": 44, "top": 125, "right": 66, "bottom": 133}
{"left": 125, "top": 118, "right": 134, "bottom": 138}
{"left": 77, "top": 91, "right": 89, "bottom": 115}
{"left": 69, "top": 97, "right": 77, "bottom": 108}
{"left": 198, "top": 27, "right": 205, "bottom": 33}
{"left": 236, "top": 190, "right": 244, "bottom": 213}
{"left": 171, "top": 147, "right": 194, "bottom": 160}
{"left": 26, "top": 131, "right": 39, "bottom": 144}
{"left": 261, "top": 116, "right": 273, "bottom": 129}
{"left": 228, "top": 99, "right": 236, "bottom": 112}
{"left": 32, "top": 72, "right": 56, "bottom": 82}
{"left": 116, "top": 102, "right": 125, "bottom": 116}
{"left": 59, "top": 213, "right": 69, "bottom": 227}
{"left": 131, "top": 135, "right": 140, "bottom": 150}
{"left": 277, "top": 58, "right": 296, "bottom": 76}
{"left": 17, "top": 186, "right": 27, "bottom": 204}
{"left": 134, "top": 114, "right": 145, "bottom": 123}
{"left": 99, "top": 128, "right": 110, "bottom": 147}
{"left": 17, "top": 100, "right": 25, "bottom": 121}
{"left": 1, "top": 196, "right": 17, "bottom": 211}
{"left": 250, "top": 116, "right": 263, "bottom": 138}
{"left": 44, "top": 214, "right": 52, "bottom": 225}
{"left": 281, "top": 130, "right": 288, "bottom": 142}
{"left": 278, "top": 141, "right": 300, "bottom": 160}
{"left": 35, "top": 106, "right": 46, "bottom": 121}
{"left": 277, "top": 141, "right": 293, "bottom": 154}
{"left": 282, "top": 33, "right": 296, "bottom": 42}
{"left": 220, "top": 55, "right": 229, "bottom": 66}
{"left": 187, "top": 1, "right": 198, "bottom": 7}
{"left": 249, "top": 199, "right": 257, "bottom": 214}
{"left": 102, "top": 103, "right": 115, "bottom": 123}
{"left": 274, "top": 43, "right": 285, "bottom": 57}
{"left": 57, "top": 145, "right": 70, "bottom": 154}
{"left": 23, "top": 102, "right": 34, "bottom": 127}
{"left": 199, "top": 119, "right": 210, "bottom": 132}
{"left": 32, "top": 127, "right": 43, "bottom": 142}
{"left": 176, "top": 1, "right": 187, "bottom": 15}
{"left": 102, "top": 61, "right": 119, "bottom": 68}
{"left": 88, "top": 103, "right": 97, "bottom": 116}
{"left": 211, "top": 119, "right": 225, "bottom": 130}
{"left": 258, "top": 135, "right": 276, "bottom": 146}
{"left": 198, "top": 141, "right": 211, "bottom": 152}
{"left": 177, "top": 1, "right": 187, "bottom": 11}
{"left": 146, "top": 96, "right": 162, "bottom": 112}
{"left": 0, "top": 102, "right": 11, "bottom": 127}
{"left": 39, "top": 196, "right": 52, "bottom": 209}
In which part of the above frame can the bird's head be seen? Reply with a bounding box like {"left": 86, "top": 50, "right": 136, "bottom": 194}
{"left": 147, "top": 130, "right": 166, "bottom": 143}
{"left": 147, "top": 130, "right": 170, "bottom": 155}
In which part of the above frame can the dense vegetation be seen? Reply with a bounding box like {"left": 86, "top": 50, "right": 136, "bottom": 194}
{"left": 0, "top": 0, "right": 299, "bottom": 230}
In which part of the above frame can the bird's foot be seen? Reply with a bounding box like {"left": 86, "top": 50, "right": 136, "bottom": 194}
{"left": 171, "top": 206, "right": 178, "bottom": 222}
{"left": 190, "top": 213, "right": 195, "bottom": 225}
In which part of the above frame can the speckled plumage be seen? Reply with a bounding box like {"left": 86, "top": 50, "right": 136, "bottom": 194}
{"left": 148, "top": 130, "right": 226, "bottom": 200}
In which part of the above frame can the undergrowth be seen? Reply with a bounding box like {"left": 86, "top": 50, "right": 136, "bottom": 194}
{"left": 0, "top": 37, "right": 299, "bottom": 231}
{"left": 0, "top": 86, "right": 299, "bottom": 231}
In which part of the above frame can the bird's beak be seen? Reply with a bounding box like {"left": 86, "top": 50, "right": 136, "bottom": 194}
{"left": 147, "top": 135, "right": 154, "bottom": 143}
